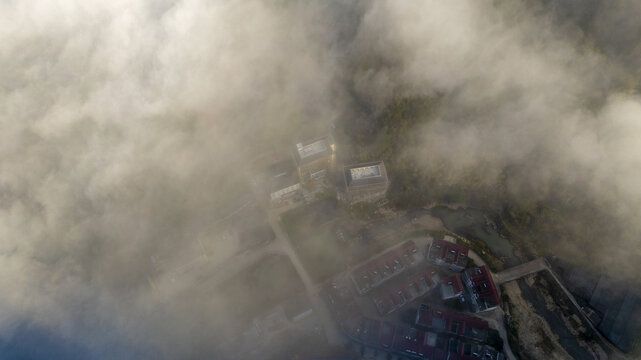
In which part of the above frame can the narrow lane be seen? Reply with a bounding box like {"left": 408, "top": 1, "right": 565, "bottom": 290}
{"left": 266, "top": 210, "right": 346, "bottom": 345}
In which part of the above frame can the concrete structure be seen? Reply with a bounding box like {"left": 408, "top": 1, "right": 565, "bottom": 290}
{"left": 340, "top": 161, "right": 389, "bottom": 204}
{"left": 428, "top": 239, "right": 469, "bottom": 272}
{"left": 440, "top": 275, "right": 464, "bottom": 300}
{"left": 292, "top": 135, "right": 335, "bottom": 183}
{"left": 267, "top": 159, "right": 302, "bottom": 207}
{"left": 269, "top": 174, "right": 302, "bottom": 207}
{"left": 462, "top": 266, "right": 500, "bottom": 313}
{"left": 493, "top": 258, "right": 548, "bottom": 285}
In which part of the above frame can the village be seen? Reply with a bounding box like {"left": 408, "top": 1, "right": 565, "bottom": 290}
{"left": 200, "top": 133, "right": 541, "bottom": 360}
{"left": 152, "top": 132, "right": 638, "bottom": 360}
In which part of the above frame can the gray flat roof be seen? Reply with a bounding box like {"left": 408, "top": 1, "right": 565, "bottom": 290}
{"left": 344, "top": 161, "right": 388, "bottom": 188}
{"left": 293, "top": 135, "right": 334, "bottom": 166}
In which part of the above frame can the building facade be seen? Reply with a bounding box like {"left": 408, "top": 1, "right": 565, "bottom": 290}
{"left": 292, "top": 135, "right": 335, "bottom": 183}
{"left": 462, "top": 266, "right": 500, "bottom": 313}
{"left": 340, "top": 161, "right": 390, "bottom": 204}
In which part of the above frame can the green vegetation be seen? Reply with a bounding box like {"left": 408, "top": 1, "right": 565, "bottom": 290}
{"left": 447, "top": 231, "right": 504, "bottom": 272}
{"left": 345, "top": 201, "right": 380, "bottom": 220}
{"left": 338, "top": 95, "right": 444, "bottom": 209}
{"left": 532, "top": 272, "right": 601, "bottom": 346}
{"left": 340, "top": 91, "right": 641, "bottom": 285}
{"left": 487, "top": 329, "right": 504, "bottom": 352}
{"left": 630, "top": 329, "right": 641, "bottom": 359}
{"left": 466, "top": 257, "right": 478, "bottom": 268}
{"left": 500, "top": 287, "right": 522, "bottom": 359}
{"left": 505, "top": 315, "right": 521, "bottom": 360}
{"left": 217, "top": 254, "right": 304, "bottom": 328}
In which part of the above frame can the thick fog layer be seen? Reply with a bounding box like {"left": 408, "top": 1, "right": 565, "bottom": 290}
{"left": 1, "top": 0, "right": 640, "bottom": 358}
{"left": 349, "top": 0, "right": 641, "bottom": 270}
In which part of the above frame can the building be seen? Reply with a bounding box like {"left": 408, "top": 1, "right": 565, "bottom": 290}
{"left": 462, "top": 266, "right": 500, "bottom": 313}
{"left": 415, "top": 304, "right": 489, "bottom": 342}
{"left": 267, "top": 159, "right": 302, "bottom": 207}
{"left": 292, "top": 135, "right": 335, "bottom": 183}
{"left": 343, "top": 315, "right": 503, "bottom": 360}
{"left": 440, "top": 275, "right": 464, "bottom": 300}
{"left": 372, "top": 270, "right": 437, "bottom": 315}
{"left": 269, "top": 172, "right": 302, "bottom": 208}
{"left": 350, "top": 241, "right": 421, "bottom": 295}
{"left": 340, "top": 161, "right": 390, "bottom": 204}
{"left": 427, "top": 238, "right": 469, "bottom": 272}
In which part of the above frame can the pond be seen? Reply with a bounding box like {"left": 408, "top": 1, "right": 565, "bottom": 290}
{"left": 428, "top": 206, "right": 516, "bottom": 261}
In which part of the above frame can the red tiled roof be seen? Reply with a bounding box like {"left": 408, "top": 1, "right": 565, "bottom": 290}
{"left": 415, "top": 304, "right": 489, "bottom": 338}
{"left": 430, "top": 239, "right": 469, "bottom": 267}
{"left": 443, "top": 275, "right": 464, "bottom": 294}
{"left": 466, "top": 265, "right": 500, "bottom": 309}
{"left": 352, "top": 241, "right": 418, "bottom": 292}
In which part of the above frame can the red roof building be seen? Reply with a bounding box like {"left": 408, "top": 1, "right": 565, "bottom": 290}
{"left": 427, "top": 239, "right": 469, "bottom": 271}
{"left": 462, "top": 266, "right": 501, "bottom": 312}
{"left": 350, "top": 241, "right": 421, "bottom": 295}
{"left": 440, "top": 275, "right": 465, "bottom": 300}
{"left": 342, "top": 315, "right": 504, "bottom": 360}
{"left": 415, "top": 304, "right": 489, "bottom": 342}
{"left": 372, "top": 269, "right": 437, "bottom": 315}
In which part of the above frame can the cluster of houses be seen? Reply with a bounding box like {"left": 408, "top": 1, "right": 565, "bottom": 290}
{"left": 324, "top": 236, "right": 505, "bottom": 360}
{"left": 350, "top": 241, "right": 422, "bottom": 295}
{"left": 342, "top": 305, "right": 504, "bottom": 360}
{"left": 427, "top": 238, "right": 501, "bottom": 313}
{"left": 266, "top": 134, "right": 390, "bottom": 207}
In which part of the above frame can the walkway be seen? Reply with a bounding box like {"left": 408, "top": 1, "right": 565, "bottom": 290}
{"left": 494, "top": 258, "right": 548, "bottom": 285}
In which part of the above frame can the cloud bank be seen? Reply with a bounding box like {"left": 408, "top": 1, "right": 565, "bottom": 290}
{"left": 1, "top": 0, "right": 640, "bottom": 358}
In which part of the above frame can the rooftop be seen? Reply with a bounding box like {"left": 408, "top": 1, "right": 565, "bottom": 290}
{"left": 350, "top": 241, "right": 420, "bottom": 294}
{"left": 441, "top": 275, "right": 464, "bottom": 300}
{"left": 344, "top": 161, "right": 388, "bottom": 188}
{"left": 372, "top": 269, "right": 437, "bottom": 315}
{"left": 415, "top": 304, "right": 489, "bottom": 341}
{"left": 293, "top": 135, "right": 334, "bottom": 165}
{"left": 344, "top": 315, "right": 499, "bottom": 360}
{"left": 428, "top": 239, "right": 469, "bottom": 270}
{"left": 463, "top": 266, "right": 500, "bottom": 312}
{"left": 350, "top": 165, "right": 381, "bottom": 180}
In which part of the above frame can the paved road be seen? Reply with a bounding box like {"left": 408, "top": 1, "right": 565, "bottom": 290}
{"left": 199, "top": 241, "right": 283, "bottom": 288}
{"left": 247, "top": 169, "right": 345, "bottom": 346}
{"left": 494, "top": 258, "right": 548, "bottom": 285}
{"left": 266, "top": 210, "right": 345, "bottom": 345}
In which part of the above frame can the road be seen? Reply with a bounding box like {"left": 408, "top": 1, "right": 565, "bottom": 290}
{"left": 199, "top": 241, "right": 283, "bottom": 289}
{"left": 248, "top": 169, "right": 345, "bottom": 345}
{"left": 494, "top": 258, "right": 548, "bottom": 285}
{"left": 266, "top": 210, "right": 345, "bottom": 345}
